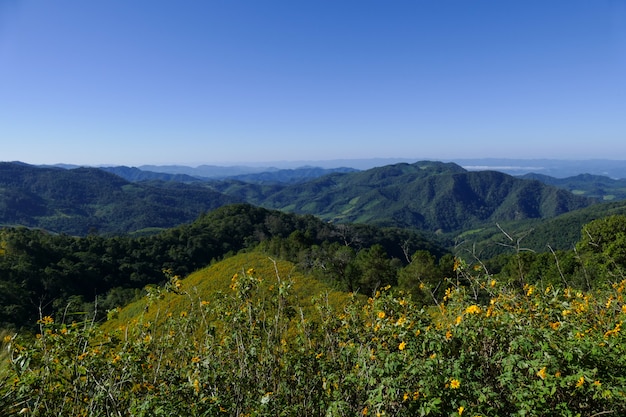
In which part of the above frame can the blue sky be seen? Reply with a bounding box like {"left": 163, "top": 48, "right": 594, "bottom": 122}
{"left": 1, "top": 0, "right": 625, "bottom": 166}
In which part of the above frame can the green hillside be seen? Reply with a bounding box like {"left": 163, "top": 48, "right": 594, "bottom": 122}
{"left": 520, "top": 172, "right": 626, "bottom": 201}
{"left": 257, "top": 161, "right": 595, "bottom": 232}
{"left": 3, "top": 245, "right": 625, "bottom": 416}
{"left": 101, "top": 252, "right": 352, "bottom": 333}
{"left": 0, "top": 162, "right": 239, "bottom": 235}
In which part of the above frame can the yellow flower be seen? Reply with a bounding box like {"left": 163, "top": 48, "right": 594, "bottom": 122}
{"left": 458, "top": 405, "right": 464, "bottom": 415}
{"left": 398, "top": 341, "right": 406, "bottom": 351}
{"left": 445, "top": 330, "right": 452, "bottom": 340}
{"left": 3, "top": 335, "right": 12, "bottom": 343}
{"left": 593, "top": 380, "right": 601, "bottom": 387}
{"left": 377, "top": 311, "right": 386, "bottom": 319}
{"left": 450, "top": 378, "right": 460, "bottom": 389}
{"left": 362, "top": 406, "right": 368, "bottom": 415}
{"left": 453, "top": 258, "right": 461, "bottom": 271}
{"left": 536, "top": 367, "right": 547, "bottom": 380}
{"left": 464, "top": 305, "right": 481, "bottom": 314}
{"left": 455, "top": 315, "right": 463, "bottom": 325}
{"left": 191, "top": 356, "right": 201, "bottom": 363}
{"left": 490, "top": 279, "right": 496, "bottom": 287}
{"left": 38, "top": 316, "right": 54, "bottom": 325}
{"left": 575, "top": 376, "right": 585, "bottom": 388}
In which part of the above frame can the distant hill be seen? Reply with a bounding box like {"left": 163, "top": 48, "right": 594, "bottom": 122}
{"left": 247, "top": 161, "right": 596, "bottom": 233}
{"left": 101, "top": 165, "right": 358, "bottom": 184}
{"left": 519, "top": 173, "right": 626, "bottom": 201}
{"left": 225, "top": 166, "right": 358, "bottom": 184}
{"left": 100, "top": 166, "right": 203, "bottom": 183}
{"left": 0, "top": 160, "right": 600, "bottom": 238}
{"left": 0, "top": 162, "right": 239, "bottom": 235}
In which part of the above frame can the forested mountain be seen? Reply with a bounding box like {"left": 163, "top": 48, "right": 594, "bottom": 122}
{"left": 99, "top": 166, "right": 203, "bottom": 183}
{"left": 248, "top": 161, "right": 596, "bottom": 233}
{"left": 0, "top": 162, "right": 239, "bottom": 235}
{"left": 519, "top": 172, "right": 626, "bottom": 201}
{"left": 0, "top": 161, "right": 600, "bottom": 237}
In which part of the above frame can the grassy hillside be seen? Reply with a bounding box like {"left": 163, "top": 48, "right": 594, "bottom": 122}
{"left": 102, "top": 251, "right": 353, "bottom": 333}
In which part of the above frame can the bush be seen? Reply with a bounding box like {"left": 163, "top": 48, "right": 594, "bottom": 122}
{"left": 2, "top": 258, "right": 625, "bottom": 416}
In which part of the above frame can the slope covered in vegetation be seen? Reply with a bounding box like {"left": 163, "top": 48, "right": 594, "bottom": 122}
{"left": 2, "top": 244, "right": 625, "bottom": 416}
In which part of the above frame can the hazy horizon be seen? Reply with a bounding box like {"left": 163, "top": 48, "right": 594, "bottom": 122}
{"left": 2, "top": 1, "right": 625, "bottom": 166}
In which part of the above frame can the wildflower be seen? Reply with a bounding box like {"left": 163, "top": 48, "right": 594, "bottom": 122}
{"left": 38, "top": 316, "right": 54, "bottom": 325}
{"left": 445, "top": 330, "right": 452, "bottom": 340}
{"left": 201, "top": 300, "right": 210, "bottom": 306}
{"left": 455, "top": 316, "right": 462, "bottom": 325}
{"left": 377, "top": 311, "right": 386, "bottom": 319}
{"left": 550, "top": 322, "right": 560, "bottom": 330}
{"left": 246, "top": 268, "right": 255, "bottom": 275}
{"left": 458, "top": 405, "right": 465, "bottom": 415}
{"left": 604, "top": 322, "right": 622, "bottom": 338}
{"left": 593, "top": 380, "right": 601, "bottom": 387}
{"left": 536, "top": 367, "right": 547, "bottom": 380}
{"left": 412, "top": 390, "right": 420, "bottom": 400}
{"left": 450, "top": 379, "right": 460, "bottom": 389}
{"left": 398, "top": 341, "right": 407, "bottom": 351}
{"left": 362, "top": 406, "right": 368, "bottom": 415}
{"left": 191, "top": 356, "right": 201, "bottom": 364}
{"left": 525, "top": 285, "right": 534, "bottom": 297}
{"left": 3, "top": 335, "right": 12, "bottom": 343}
{"left": 403, "top": 392, "right": 410, "bottom": 402}
{"left": 576, "top": 376, "right": 585, "bottom": 388}
{"left": 490, "top": 279, "right": 496, "bottom": 287}
{"left": 453, "top": 258, "right": 461, "bottom": 271}
{"left": 464, "top": 305, "right": 481, "bottom": 314}
{"left": 180, "top": 311, "right": 188, "bottom": 318}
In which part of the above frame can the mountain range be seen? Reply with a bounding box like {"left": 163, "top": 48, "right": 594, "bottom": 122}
{"left": 3, "top": 160, "right": 621, "bottom": 245}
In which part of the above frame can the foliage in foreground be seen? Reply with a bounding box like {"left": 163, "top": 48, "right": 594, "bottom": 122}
{"left": 2, "top": 255, "right": 626, "bottom": 416}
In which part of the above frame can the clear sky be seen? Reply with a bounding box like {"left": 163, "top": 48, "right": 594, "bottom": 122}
{"left": 1, "top": 0, "right": 625, "bottom": 166}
